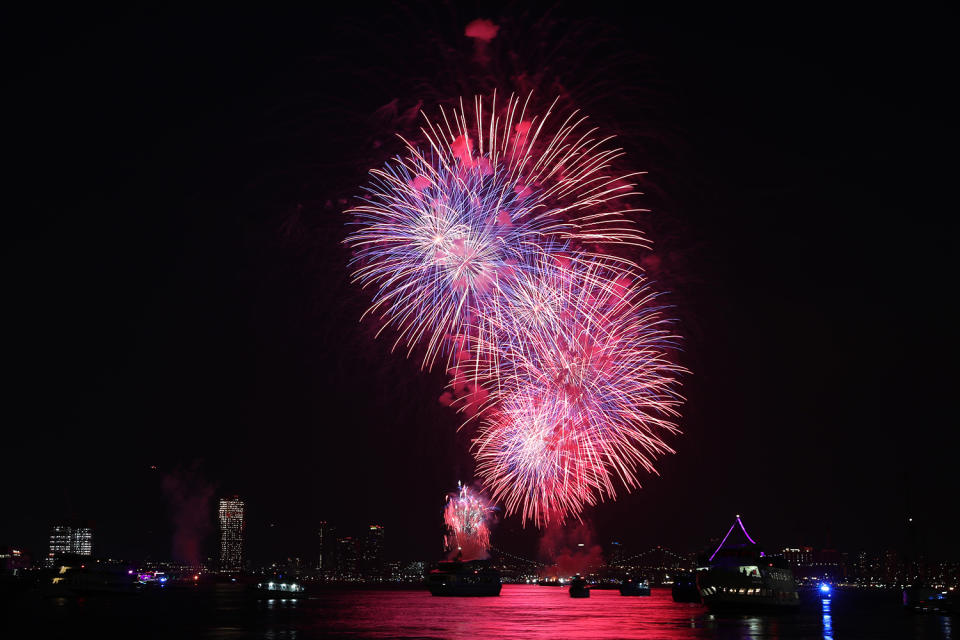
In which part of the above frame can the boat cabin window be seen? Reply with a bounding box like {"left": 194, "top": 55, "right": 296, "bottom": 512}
{"left": 738, "top": 565, "right": 760, "bottom": 577}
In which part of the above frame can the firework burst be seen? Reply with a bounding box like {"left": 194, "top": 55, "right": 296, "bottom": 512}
{"left": 346, "top": 93, "right": 646, "bottom": 370}
{"left": 347, "top": 94, "right": 685, "bottom": 528}
{"left": 470, "top": 254, "right": 684, "bottom": 526}
{"left": 444, "top": 483, "right": 496, "bottom": 561}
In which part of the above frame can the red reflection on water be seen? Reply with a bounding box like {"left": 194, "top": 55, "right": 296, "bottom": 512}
{"left": 319, "top": 585, "right": 715, "bottom": 639}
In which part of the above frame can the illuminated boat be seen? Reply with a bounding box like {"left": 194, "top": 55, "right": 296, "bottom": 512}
{"left": 568, "top": 575, "right": 590, "bottom": 598}
{"left": 619, "top": 576, "right": 650, "bottom": 596}
{"left": 427, "top": 560, "right": 501, "bottom": 596}
{"left": 696, "top": 515, "right": 799, "bottom": 612}
{"left": 250, "top": 579, "right": 307, "bottom": 599}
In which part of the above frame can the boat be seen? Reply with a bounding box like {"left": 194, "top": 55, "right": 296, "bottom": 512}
{"left": 671, "top": 575, "right": 700, "bottom": 602}
{"left": 250, "top": 579, "right": 307, "bottom": 600}
{"left": 537, "top": 577, "right": 563, "bottom": 586}
{"left": 903, "top": 585, "right": 959, "bottom": 614}
{"left": 569, "top": 575, "right": 590, "bottom": 598}
{"left": 619, "top": 576, "right": 650, "bottom": 596}
{"left": 696, "top": 515, "right": 799, "bottom": 612}
{"left": 426, "top": 560, "right": 501, "bottom": 597}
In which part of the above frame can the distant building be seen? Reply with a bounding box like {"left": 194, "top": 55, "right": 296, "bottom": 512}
{"left": 401, "top": 561, "right": 425, "bottom": 582}
{"left": 0, "top": 547, "right": 30, "bottom": 574}
{"left": 336, "top": 536, "right": 358, "bottom": 578}
{"left": 49, "top": 526, "right": 71, "bottom": 557}
{"left": 318, "top": 521, "right": 335, "bottom": 572}
{"left": 782, "top": 547, "right": 813, "bottom": 567}
{"left": 48, "top": 523, "right": 93, "bottom": 563}
{"left": 362, "top": 525, "right": 385, "bottom": 569}
{"left": 608, "top": 541, "right": 624, "bottom": 568}
{"left": 883, "top": 549, "right": 902, "bottom": 585}
{"left": 218, "top": 497, "right": 245, "bottom": 572}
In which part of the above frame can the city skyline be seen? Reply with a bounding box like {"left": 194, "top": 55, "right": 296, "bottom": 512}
{"left": 15, "top": 508, "right": 958, "bottom": 593}
{"left": 18, "top": 497, "right": 954, "bottom": 572}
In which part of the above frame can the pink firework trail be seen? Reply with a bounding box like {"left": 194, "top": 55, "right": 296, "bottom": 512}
{"left": 347, "top": 94, "right": 685, "bottom": 528}
{"left": 444, "top": 483, "right": 495, "bottom": 561}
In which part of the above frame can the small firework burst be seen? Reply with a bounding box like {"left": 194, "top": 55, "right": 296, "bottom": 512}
{"left": 444, "top": 483, "right": 495, "bottom": 561}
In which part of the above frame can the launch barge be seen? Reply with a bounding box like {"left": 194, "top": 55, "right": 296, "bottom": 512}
{"left": 426, "top": 560, "right": 502, "bottom": 597}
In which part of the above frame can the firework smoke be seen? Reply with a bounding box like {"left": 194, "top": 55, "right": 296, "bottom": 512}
{"left": 161, "top": 463, "right": 216, "bottom": 566}
{"left": 538, "top": 521, "right": 604, "bottom": 579}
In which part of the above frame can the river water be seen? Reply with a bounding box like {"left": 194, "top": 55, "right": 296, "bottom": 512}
{"left": 7, "top": 584, "right": 954, "bottom": 639}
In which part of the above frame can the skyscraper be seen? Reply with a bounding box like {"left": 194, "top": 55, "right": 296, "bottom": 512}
{"left": 70, "top": 526, "right": 93, "bottom": 556}
{"left": 364, "top": 525, "right": 385, "bottom": 562}
{"left": 318, "top": 521, "right": 335, "bottom": 572}
{"left": 336, "top": 536, "right": 358, "bottom": 579}
{"left": 48, "top": 523, "right": 93, "bottom": 564}
{"left": 218, "top": 496, "right": 245, "bottom": 572}
{"left": 360, "top": 524, "right": 385, "bottom": 578}
{"left": 49, "top": 525, "right": 71, "bottom": 557}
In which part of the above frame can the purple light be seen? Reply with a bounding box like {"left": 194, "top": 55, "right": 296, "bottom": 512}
{"left": 709, "top": 521, "right": 737, "bottom": 562}
{"left": 736, "top": 515, "right": 757, "bottom": 545}
{"left": 709, "top": 515, "right": 757, "bottom": 562}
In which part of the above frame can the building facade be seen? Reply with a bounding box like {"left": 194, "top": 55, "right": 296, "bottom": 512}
{"left": 218, "top": 496, "right": 245, "bottom": 572}
{"left": 48, "top": 524, "right": 93, "bottom": 563}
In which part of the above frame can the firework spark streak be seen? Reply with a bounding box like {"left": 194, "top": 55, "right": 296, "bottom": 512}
{"left": 347, "top": 94, "right": 685, "bottom": 527}
{"left": 444, "top": 483, "right": 495, "bottom": 561}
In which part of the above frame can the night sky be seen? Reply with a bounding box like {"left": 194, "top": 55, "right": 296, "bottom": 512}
{"left": 6, "top": 6, "right": 957, "bottom": 564}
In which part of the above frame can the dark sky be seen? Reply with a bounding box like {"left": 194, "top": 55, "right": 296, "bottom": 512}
{"left": 6, "top": 6, "right": 957, "bottom": 564}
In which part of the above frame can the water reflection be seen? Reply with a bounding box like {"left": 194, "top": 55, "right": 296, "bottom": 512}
{"left": 12, "top": 584, "right": 953, "bottom": 639}
{"left": 821, "top": 597, "right": 833, "bottom": 640}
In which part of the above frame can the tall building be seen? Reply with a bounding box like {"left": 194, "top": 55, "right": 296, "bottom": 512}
{"left": 317, "top": 521, "right": 328, "bottom": 571}
{"left": 357, "top": 524, "right": 385, "bottom": 579}
{"left": 49, "top": 525, "right": 71, "bottom": 557}
{"left": 363, "top": 525, "right": 385, "bottom": 563}
{"left": 48, "top": 523, "right": 93, "bottom": 563}
{"left": 336, "top": 536, "right": 358, "bottom": 579}
{"left": 608, "top": 541, "right": 624, "bottom": 568}
{"left": 218, "top": 496, "right": 245, "bottom": 572}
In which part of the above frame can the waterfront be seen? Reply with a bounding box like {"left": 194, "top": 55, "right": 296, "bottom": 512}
{"left": 6, "top": 585, "right": 953, "bottom": 639}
